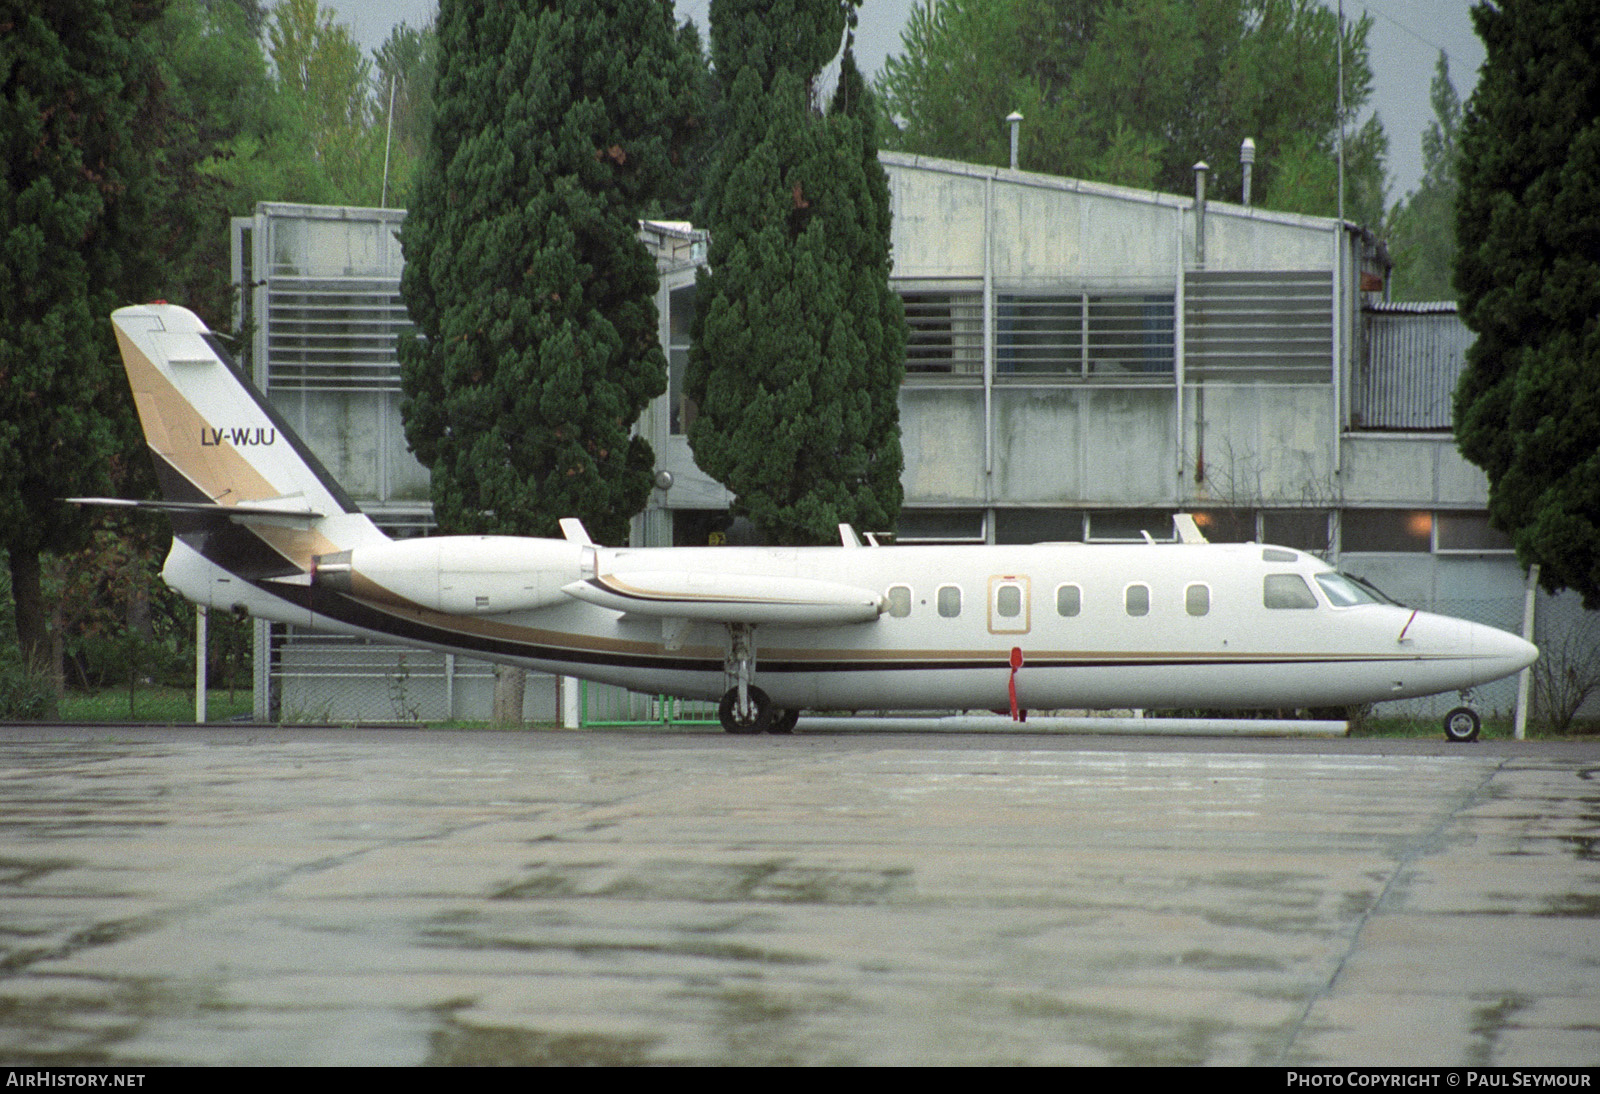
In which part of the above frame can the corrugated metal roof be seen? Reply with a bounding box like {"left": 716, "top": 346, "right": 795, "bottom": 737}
{"left": 1356, "top": 309, "right": 1475, "bottom": 430}
{"left": 1365, "top": 300, "right": 1460, "bottom": 315}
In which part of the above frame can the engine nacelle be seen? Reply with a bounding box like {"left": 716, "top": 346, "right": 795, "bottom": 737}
{"left": 312, "top": 536, "right": 583, "bottom": 616}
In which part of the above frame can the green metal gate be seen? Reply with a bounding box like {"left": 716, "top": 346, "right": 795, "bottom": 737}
{"left": 578, "top": 680, "right": 719, "bottom": 728}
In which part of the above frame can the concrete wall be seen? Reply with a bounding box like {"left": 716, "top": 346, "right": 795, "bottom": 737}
{"left": 1341, "top": 434, "right": 1490, "bottom": 509}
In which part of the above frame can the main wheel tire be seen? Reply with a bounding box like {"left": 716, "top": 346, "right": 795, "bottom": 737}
{"left": 719, "top": 686, "right": 772, "bottom": 735}
{"left": 768, "top": 708, "right": 800, "bottom": 735}
{"left": 1444, "top": 706, "right": 1481, "bottom": 743}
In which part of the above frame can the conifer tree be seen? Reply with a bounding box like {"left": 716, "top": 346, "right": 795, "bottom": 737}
{"left": 399, "top": 0, "right": 698, "bottom": 546}
{"left": 688, "top": 1, "right": 906, "bottom": 544}
{"left": 0, "top": 0, "right": 171, "bottom": 684}
{"left": 1454, "top": 0, "right": 1600, "bottom": 605}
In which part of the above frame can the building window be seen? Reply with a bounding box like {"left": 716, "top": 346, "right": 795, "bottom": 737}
{"left": 996, "top": 508, "right": 1083, "bottom": 544}
{"left": 1435, "top": 512, "right": 1514, "bottom": 553}
{"left": 897, "top": 509, "right": 987, "bottom": 544}
{"left": 1191, "top": 509, "right": 1255, "bottom": 543}
{"left": 1342, "top": 509, "right": 1433, "bottom": 553}
{"left": 902, "top": 290, "right": 983, "bottom": 376}
{"left": 995, "top": 291, "right": 1174, "bottom": 380}
{"left": 1262, "top": 510, "right": 1331, "bottom": 553}
{"left": 1090, "top": 510, "right": 1174, "bottom": 542}
{"left": 668, "top": 283, "right": 696, "bottom": 434}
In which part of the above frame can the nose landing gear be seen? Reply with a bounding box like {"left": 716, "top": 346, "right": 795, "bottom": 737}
{"left": 1444, "top": 689, "right": 1482, "bottom": 742}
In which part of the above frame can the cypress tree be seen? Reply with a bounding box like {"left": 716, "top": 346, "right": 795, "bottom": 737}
{"left": 0, "top": 0, "right": 170, "bottom": 683}
{"left": 688, "top": 1, "right": 905, "bottom": 545}
{"left": 1453, "top": 0, "right": 1600, "bottom": 604}
{"left": 399, "top": 0, "right": 697, "bottom": 545}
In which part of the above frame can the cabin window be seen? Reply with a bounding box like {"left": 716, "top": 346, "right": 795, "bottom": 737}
{"left": 1056, "top": 584, "right": 1081, "bottom": 617}
{"left": 996, "top": 584, "right": 1021, "bottom": 617}
{"left": 988, "top": 577, "right": 1031, "bottom": 634}
{"left": 1264, "top": 574, "right": 1318, "bottom": 610}
{"left": 1125, "top": 584, "right": 1150, "bottom": 617}
{"left": 1185, "top": 583, "right": 1210, "bottom": 616}
{"left": 937, "top": 585, "right": 962, "bottom": 618}
{"left": 887, "top": 585, "right": 911, "bottom": 618}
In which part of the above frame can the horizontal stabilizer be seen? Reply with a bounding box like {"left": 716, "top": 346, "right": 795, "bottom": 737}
{"left": 564, "top": 571, "right": 885, "bottom": 626}
{"left": 68, "top": 497, "right": 324, "bottom": 521}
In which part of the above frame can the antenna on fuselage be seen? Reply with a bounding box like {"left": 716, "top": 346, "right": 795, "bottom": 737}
{"left": 559, "top": 518, "right": 593, "bottom": 545}
{"left": 1173, "top": 513, "right": 1208, "bottom": 544}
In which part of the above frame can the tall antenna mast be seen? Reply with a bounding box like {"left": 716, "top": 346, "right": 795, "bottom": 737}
{"left": 1336, "top": 0, "right": 1346, "bottom": 223}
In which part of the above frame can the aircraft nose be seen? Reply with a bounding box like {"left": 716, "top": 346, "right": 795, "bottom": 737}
{"left": 1468, "top": 621, "right": 1538, "bottom": 684}
{"left": 1403, "top": 611, "right": 1538, "bottom": 688}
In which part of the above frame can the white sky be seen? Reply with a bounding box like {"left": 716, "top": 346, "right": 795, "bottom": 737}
{"left": 325, "top": 0, "right": 1486, "bottom": 202}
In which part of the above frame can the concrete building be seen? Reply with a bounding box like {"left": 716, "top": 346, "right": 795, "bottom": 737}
{"left": 233, "top": 150, "right": 1552, "bottom": 725}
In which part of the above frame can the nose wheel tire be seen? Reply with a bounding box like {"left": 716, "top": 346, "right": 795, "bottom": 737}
{"left": 768, "top": 708, "right": 800, "bottom": 735}
{"left": 719, "top": 685, "right": 773, "bottom": 735}
{"left": 1444, "top": 706, "right": 1481, "bottom": 743}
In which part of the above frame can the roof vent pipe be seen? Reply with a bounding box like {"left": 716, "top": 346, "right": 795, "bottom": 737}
{"left": 1240, "top": 137, "right": 1256, "bottom": 207}
{"left": 1006, "top": 111, "right": 1023, "bottom": 170}
{"left": 1193, "top": 161, "right": 1209, "bottom": 268}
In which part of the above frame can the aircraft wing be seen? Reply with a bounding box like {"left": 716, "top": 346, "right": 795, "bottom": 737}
{"left": 563, "top": 571, "right": 885, "bottom": 626}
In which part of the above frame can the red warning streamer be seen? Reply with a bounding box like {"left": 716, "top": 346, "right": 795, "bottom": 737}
{"left": 1009, "top": 647, "right": 1024, "bottom": 722}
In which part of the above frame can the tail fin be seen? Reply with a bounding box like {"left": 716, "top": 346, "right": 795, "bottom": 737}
{"left": 109, "top": 303, "right": 387, "bottom": 577}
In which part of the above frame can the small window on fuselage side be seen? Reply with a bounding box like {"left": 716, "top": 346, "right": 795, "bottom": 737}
{"left": 937, "top": 584, "right": 962, "bottom": 618}
{"left": 887, "top": 585, "right": 911, "bottom": 618}
{"left": 1125, "top": 583, "right": 1150, "bottom": 617}
{"left": 1056, "top": 583, "right": 1081, "bottom": 617}
{"left": 1185, "top": 583, "right": 1210, "bottom": 616}
{"left": 1264, "top": 573, "right": 1318, "bottom": 609}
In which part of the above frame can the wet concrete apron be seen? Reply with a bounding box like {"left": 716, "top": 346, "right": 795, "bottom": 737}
{"left": 0, "top": 726, "right": 1595, "bottom": 1065}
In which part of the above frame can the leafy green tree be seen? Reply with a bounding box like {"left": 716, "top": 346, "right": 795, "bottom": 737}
{"left": 1454, "top": 0, "right": 1600, "bottom": 605}
{"left": 399, "top": 0, "right": 700, "bottom": 546}
{"left": 880, "top": 0, "right": 1387, "bottom": 221}
{"left": 372, "top": 21, "right": 437, "bottom": 208}
{"left": 0, "top": 0, "right": 172, "bottom": 692}
{"left": 1387, "top": 53, "right": 1463, "bottom": 301}
{"left": 688, "top": 2, "right": 906, "bottom": 544}
{"left": 267, "top": 0, "right": 384, "bottom": 205}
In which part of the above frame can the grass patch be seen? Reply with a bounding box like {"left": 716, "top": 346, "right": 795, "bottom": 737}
{"left": 54, "top": 686, "right": 255, "bottom": 724}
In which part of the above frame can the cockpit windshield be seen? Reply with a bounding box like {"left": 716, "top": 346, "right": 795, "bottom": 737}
{"left": 1315, "top": 572, "right": 1400, "bottom": 607}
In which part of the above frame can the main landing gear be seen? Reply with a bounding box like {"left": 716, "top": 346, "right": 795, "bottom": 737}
{"left": 717, "top": 623, "right": 799, "bottom": 735}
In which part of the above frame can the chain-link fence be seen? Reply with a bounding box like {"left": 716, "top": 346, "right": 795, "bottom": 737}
{"left": 264, "top": 627, "right": 558, "bottom": 724}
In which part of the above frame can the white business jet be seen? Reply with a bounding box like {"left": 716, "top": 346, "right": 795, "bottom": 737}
{"left": 82, "top": 304, "right": 1537, "bottom": 740}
